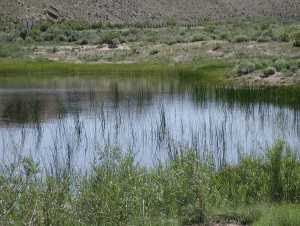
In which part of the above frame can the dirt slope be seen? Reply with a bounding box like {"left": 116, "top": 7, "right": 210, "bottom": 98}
{"left": 1, "top": 0, "right": 300, "bottom": 23}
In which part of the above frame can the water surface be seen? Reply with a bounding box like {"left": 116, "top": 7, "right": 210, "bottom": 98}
{"left": 1, "top": 74, "right": 300, "bottom": 171}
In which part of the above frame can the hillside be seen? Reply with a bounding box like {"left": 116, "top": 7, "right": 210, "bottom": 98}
{"left": 1, "top": 0, "right": 300, "bottom": 24}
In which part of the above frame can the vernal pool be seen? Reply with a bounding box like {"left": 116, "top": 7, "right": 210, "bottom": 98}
{"left": 0, "top": 74, "right": 300, "bottom": 171}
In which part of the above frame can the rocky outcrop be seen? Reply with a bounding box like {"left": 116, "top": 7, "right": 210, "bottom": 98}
{"left": 1, "top": 0, "right": 300, "bottom": 23}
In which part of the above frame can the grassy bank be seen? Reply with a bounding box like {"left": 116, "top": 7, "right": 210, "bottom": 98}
{"left": 1, "top": 140, "right": 300, "bottom": 225}
{"left": 0, "top": 61, "right": 174, "bottom": 75}
{"left": 1, "top": 17, "right": 300, "bottom": 86}
{"left": 0, "top": 60, "right": 233, "bottom": 86}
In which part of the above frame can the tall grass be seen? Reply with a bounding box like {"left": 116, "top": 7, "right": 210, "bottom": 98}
{"left": 0, "top": 61, "right": 175, "bottom": 75}
{"left": 1, "top": 140, "right": 300, "bottom": 225}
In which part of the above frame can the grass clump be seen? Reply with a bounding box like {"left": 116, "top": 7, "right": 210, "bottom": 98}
{"left": 262, "top": 67, "right": 276, "bottom": 77}
{"left": 253, "top": 204, "right": 300, "bottom": 226}
{"left": 231, "top": 35, "right": 250, "bottom": 43}
{"left": 234, "top": 61, "right": 256, "bottom": 76}
{"left": 149, "top": 48, "right": 159, "bottom": 55}
{"left": 293, "top": 40, "right": 300, "bottom": 47}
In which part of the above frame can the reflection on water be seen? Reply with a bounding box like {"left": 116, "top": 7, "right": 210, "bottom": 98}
{"left": 0, "top": 74, "right": 300, "bottom": 170}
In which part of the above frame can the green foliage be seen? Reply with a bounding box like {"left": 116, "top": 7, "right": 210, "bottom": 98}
{"left": 41, "top": 32, "right": 54, "bottom": 41}
{"left": 262, "top": 67, "right": 276, "bottom": 77}
{"left": 78, "top": 38, "right": 88, "bottom": 45}
{"left": 253, "top": 204, "right": 300, "bottom": 226}
{"left": 0, "top": 43, "right": 21, "bottom": 58}
{"left": 190, "top": 34, "right": 208, "bottom": 42}
{"left": 19, "top": 28, "right": 28, "bottom": 40}
{"left": 234, "top": 61, "right": 256, "bottom": 76}
{"left": 102, "top": 31, "right": 119, "bottom": 45}
{"left": 231, "top": 35, "right": 250, "bottom": 43}
{"left": 293, "top": 40, "right": 300, "bottom": 47}
{"left": 34, "top": 21, "right": 54, "bottom": 32}
{"left": 149, "top": 48, "right": 159, "bottom": 55}
{"left": 165, "top": 18, "right": 178, "bottom": 27}
{"left": 63, "top": 21, "right": 88, "bottom": 31}
{"left": 257, "top": 30, "right": 273, "bottom": 42}
{"left": 292, "top": 31, "right": 300, "bottom": 41}
{"left": 276, "top": 32, "right": 289, "bottom": 42}
{"left": 204, "top": 25, "right": 216, "bottom": 33}
{"left": 0, "top": 139, "right": 300, "bottom": 224}
{"left": 272, "top": 59, "right": 288, "bottom": 71}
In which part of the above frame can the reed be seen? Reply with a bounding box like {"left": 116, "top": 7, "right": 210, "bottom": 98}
{"left": 0, "top": 141, "right": 300, "bottom": 225}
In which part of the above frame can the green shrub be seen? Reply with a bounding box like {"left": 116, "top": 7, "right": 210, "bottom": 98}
{"left": 35, "top": 21, "right": 53, "bottom": 32}
{"left": 48, "top": 46, "right": 59, "bottom": 53}
{"left": 79, "top": 38, "right": 88, "bottom": 45}
{"left": 68, "top": 34, "right": 77, "bottom": 42}
{"left": 293, "top": 40, "right": 300, "bottom": 47}
{"left": 204, "top": 25, "right": 216, "bottom": 33}
{"left": 257, "top": 35, "right": 272, "bottom": 43}
{"left": 149, "top": 48, "right": 159, "bottom": 55}
{"left": 165, "top": 18, "right": 177, "bottom": 27}
{"left": 276, "top": 32, "right": 289, "bottom": 42}
{"left": 3, "top": 33, "right": 15, "bottom": 42}
{"left": 14, "top": 37, "right": 24, "bottom": 43}
{"left": 257, "top": 30, "right": 273, "bottom": 42}
{"left": 19, "top": 28, "right": 28, "bottom": 40}
{"left": 220, "top": 32, "right": 229, "bottom": 40}
{"left": 234, "top": 61, "right": 256, "bottom": 76}
{"left": 56, "top": 35, "right": 67, "bottom": 42}
{"left": 292, "top": 31, "right": 300, "bottom": 41}
{"left": 231, "top": 35, "right": 250, "bottom": 43}
{"left": 190, "top": 34, "right": 207, "bottom": 42}
{"left": 262, "top": 67, "right": 276, "bottom": 77}
{"left": 272, "top": 59, "right": 287, "bottom": 71}
{"left": 102, "top": 32, "right": 119, "bottom": 45}
{"left": 41, "top": 32, "right": 54, "bottom": 41}
{"left": 25, "top": 36, "right": 34, "bottom": 43}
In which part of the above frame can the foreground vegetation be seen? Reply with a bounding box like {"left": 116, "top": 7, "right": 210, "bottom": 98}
{"left": 1, "top": 140, "right": 300, "bottom": 225}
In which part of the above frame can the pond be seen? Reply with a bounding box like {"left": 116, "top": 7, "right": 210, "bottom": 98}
{"left": 0, "top": 73, "right": 300, "bottom": 172}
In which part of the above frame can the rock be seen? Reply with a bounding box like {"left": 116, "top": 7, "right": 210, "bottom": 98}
{"left": 45, "top": 10, "right": 58, "bottom": 20}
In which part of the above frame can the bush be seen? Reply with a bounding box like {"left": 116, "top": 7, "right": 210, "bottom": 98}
{"left": 25, "top": 36, "right": 34, "bottom": 43}
{"left": 165, "top": 18, "right": 177, "bottom": 27}
{"left": 56, "top": 35, "right": 67, "bottom": 42}
{"left": 292, "top": 32, "right": 300, "bottom": 41}
{"left": 48, "top": 46, "right": 59, "bottom": 53}
{"left": 272, "top": 59, "right": 287, "bottom": 71}
{"left": 3, "top": 33, "right": 15, "bottom": 42}
{"left": 149, "top": 48, "right": 159, "bottom": 55}
{"left": 257, "top": 30, "right": 273, "bottom": 42}
{"left": 235, "top": 61, "right": 256, "bottom": 76}
{"left": 276, "top": 32, "right": 289, "bottom": 42}
{"left": 220, "top": 32, "right": 229, "bottom": 40}
{"left": 190, "top": 34, "right": 207, "bottom": 42}
{"left": 68, "top": 34, "right": 77, "bottom": 42}
{"left": 14, "top": 37, "right": 24, "bottom": 43}
{"left": 262, "top": 67, "right": 276, "bottom": 77}
{"left": 257, "top": 35, "right": 272, "bottom": 43}
{"left": 293, "top": 40, "right": 300, "bottom": 47}
{"left": 41, "top": 32, "right": 54, "bottom": 41}
{"left": 204, "top": 25, "right": 216, "bottom": 33}
{"left": 79, "top": 38, "right": 88, "bottom": 45}
{"left": 102, "top": 32, "right": 119, "bottom": 45}
{"left": 19, "top": 28, "right": 28, "bottom": 40}
{"left": 35, "top": 21, "right": 53, "bottom": 32}
{"left": 231, "top": 35, "right": 250, "bottom": 43}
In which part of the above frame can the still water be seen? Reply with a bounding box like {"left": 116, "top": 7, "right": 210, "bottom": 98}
{"left": 0, "top": 74, "right": 300, "bottom": 171}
